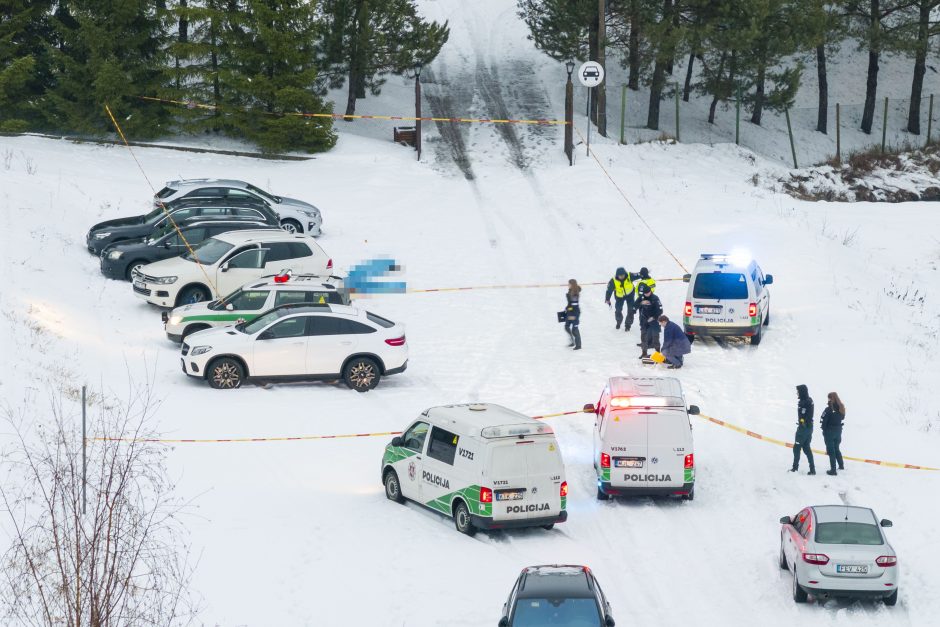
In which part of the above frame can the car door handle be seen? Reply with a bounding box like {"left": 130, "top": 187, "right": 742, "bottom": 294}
{"left": 340, "top": 341, "right": 353, "bottom": 345}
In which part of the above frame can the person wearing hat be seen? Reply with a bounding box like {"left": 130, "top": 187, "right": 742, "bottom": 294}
{"left": 658, "top": 315, "right": 691, "bottom": 369}
{"left": 636, "top": 282, "right": 663, "bottom": 359}
{"left": 564, "top": 279, "right": 582, "bottom": 350}
{"left": 790, "top": 384, "right": 816, "bottom": 475}
{"left": 635, "top": 267, "right": 656, "bottom": 294}
{"left": 604, "top": 267, "right": 637, "bottom": 331}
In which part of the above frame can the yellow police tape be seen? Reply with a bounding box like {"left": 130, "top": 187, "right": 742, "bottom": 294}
{"left": 697, "top": 414, "right": 940, "bottom": 471}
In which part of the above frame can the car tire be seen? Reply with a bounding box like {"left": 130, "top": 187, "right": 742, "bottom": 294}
{"left": 686, "top": 333, "right": 696, "bottom": 344}
{"left": 779, "top": 544, "right": 788, "bottom": 570}
{"left": 181, "top": 324, "right": 210, "bottom": 342}
{"left": 206, "top": 357, "right": 244, "bottom": 390}
{"left": 343, "top": 357, "right": 380, "bottom": 392}
{"left": 384, "top": 469, "right": 404, "bottom": 504}
{"left": 453, "top": 501, "right": 476, "bottom": 536}
{"left": 125, "top": 261, "right": 146, "bottom": 281}
{"left": 751, "top": 323, "right": 763, "bottom": 346}
{"left": 792, "top": 567, "right": 808, "bottom": 603}
{"left": 764, "top": 307, "right": 771, "bottom": 326}
{"left": 178, "top": 285, "right": 211, "bottom": 306}
{"left": 280, "top": 218, "right": 303, "bottom": 234}
{"left": 596, "top": 486, "right": 610, "bottom": 501}
{"left": 884, "top": 588, "right": 898, "bottom": 606}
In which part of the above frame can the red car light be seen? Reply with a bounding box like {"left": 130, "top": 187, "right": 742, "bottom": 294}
{"left": 385, "top": 335, "right": 406, "bottom": 346}
{"left": 876, "top": 556, "right": 897, "bottom": 567}
{"left": 560, "top": 481, "right": 568, "bottom": 497}
{"left": 684, "top": 454, "right": 694, "bottom": 469}
{"left": 684, "top": 301, "right": 692, "bottom": 317}
{"left": 748, "top": 302, "right": 757, "bottom": 317}
{"left": 600, "top": 453, "right": 610, "bottom": 469}
{"left": 480, "top": 487, "right": 493, "bottom": 503}
{"left": 802, "top": 553, "right": 829, "bottom": 565}
{"left": 327, "top": 258, "right": 333, "bottom": 270}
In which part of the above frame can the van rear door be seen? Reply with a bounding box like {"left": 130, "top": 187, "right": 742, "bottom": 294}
{"left": 605, "top": 410, "right": 648, "bottom": 490}
{"left": 646, "top": 408, "right": 691, "bottom": 490}
{"left": 691, "top": 271, "right": 750, "bottom": 328}
{"left": 488, "top": 437, "right": 564, "bottom": 522}
{"left": 521, "top": 435, "right": 564, "bottom": 520}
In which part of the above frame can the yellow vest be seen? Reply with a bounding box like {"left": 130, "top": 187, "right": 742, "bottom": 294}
{"left": 613, "top": 277, "right": 633, "bottom": 298}
{"left": 637, "top": 277, "right": 656, "bottom": 293}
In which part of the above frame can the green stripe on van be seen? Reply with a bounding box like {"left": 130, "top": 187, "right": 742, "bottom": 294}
{"left": 181, "top": 313, "right": 259, "bottom": 323}
{"left": 383, "top": 446, "right": 416, "bottom": 466}
{"left": 425, "top": 484, "right": 491, "bottom": 518}
{"left": 684, "top": 468, "right": 694, "bottom": 483}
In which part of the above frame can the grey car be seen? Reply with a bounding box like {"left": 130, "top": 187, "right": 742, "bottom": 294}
{"left": 499, "top": 565, "right": 615, "bottom": 627}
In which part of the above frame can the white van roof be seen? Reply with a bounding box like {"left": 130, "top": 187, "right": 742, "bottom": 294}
{"left": 424, "top": 403, "right": 554, "bottom": 439}
{"left": 607, "top": 377, "right": 686, "bottom": 407}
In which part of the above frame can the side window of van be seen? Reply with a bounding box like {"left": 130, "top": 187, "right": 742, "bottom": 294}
{"left": 402, "top": 422, "right": 429, "bottom": 453}
{"left": 427, "top": 427, "right": 459, "bottom": 465}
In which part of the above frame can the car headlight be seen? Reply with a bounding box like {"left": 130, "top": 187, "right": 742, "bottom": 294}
{"left": 107, "top": 250, "right": 124, "bottom": 260}
{"left": 303, "top": 208, "right": 321, "bottom": 218}
{"left": 191, "top": 346, "right": 212, "bottom": 356}
{"left": 168, "top": 315, "right": 183, "bottom": 325}
{"left": 94, "top": 232, "right": 112, "bottom": 239}
{"left": 153, "top": 276, "right": 178, "bottom": 285}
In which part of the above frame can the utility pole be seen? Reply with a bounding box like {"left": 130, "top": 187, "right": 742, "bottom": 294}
{"left": 596, "top": 0, "right": 607, "bottom": 137}
{"left": 565, "top": 61, "right": 574, "bottom": 165}
{"left": 414, "top": 63, "right": 423, "bottom": 161}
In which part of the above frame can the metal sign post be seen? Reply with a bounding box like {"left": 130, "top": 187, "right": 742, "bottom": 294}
{"left": 578, "top": 61, "right": 605, "bottom": 157}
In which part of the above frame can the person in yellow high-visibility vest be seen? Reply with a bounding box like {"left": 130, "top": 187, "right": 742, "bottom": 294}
{"left": 604, "top": 267, "right": 638, "bottom": 331}
{"left": 634, "top": 267, "right": 656, "bottom": 295}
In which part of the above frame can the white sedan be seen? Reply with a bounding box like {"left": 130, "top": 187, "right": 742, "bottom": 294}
{"left": 181, "top": 303, "right": 407, "bottom": 391}
{"left": 779, "top": 505, "right": 899, "bottom": 605}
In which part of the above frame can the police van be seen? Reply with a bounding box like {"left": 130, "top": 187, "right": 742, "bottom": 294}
{"left": 382, "top": 403, "right": 568, "bottom": 536}
{"left": 682, "top": 252, "right": 773, "bottom": 345}
{"left": 584, "top": 377, "right": 699, "bottom": 501}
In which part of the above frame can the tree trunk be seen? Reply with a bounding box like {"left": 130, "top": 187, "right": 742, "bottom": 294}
{"left": 861, "top": 0, "right": 880, "bottom": 134}
{"left": 589, "top": 12, "right": 598, "bottom": 124}
{"left": 816, "top": 44, "right": 828, "bottom": 133}
{"left": 176, "top": 0, "right": 188, "bottom": 91}
{"left": 750, "top": 64, "right": 766, "bottom": 125}
{"left": 345, "top": 68, "right": 359, "bottom": 117}
{"left": 907, "top": 0, "right": 930, "bottom": 134}
{"left": 628, "top": 0, "right": 640, "bottom": 90}
{"left": 597, "top": 0, "right": 607, "bottom": 136}
{"left": 683, "top": 51, "right": 695, "bottom": 101}
{"left": 707, "top": 53, "right": 727, "bottom": 124}
{"left": 647, "top": 60, "right": 666, "bottom": 130}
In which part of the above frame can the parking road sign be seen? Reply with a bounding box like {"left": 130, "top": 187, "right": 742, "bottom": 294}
{"left": 578, "top": 61, "right": 604, "bottom": 88}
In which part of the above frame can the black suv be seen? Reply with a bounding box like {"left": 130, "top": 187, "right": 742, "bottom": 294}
{"left": 499, "top": 565, "right": 615, "bottom": 627}
{"left": 86, "top": 197, "right": 279, "bottom": 255}
{"left": 99, "top": 217, "right": 279, "bottom": 280}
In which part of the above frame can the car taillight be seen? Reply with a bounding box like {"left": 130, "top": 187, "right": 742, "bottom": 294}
{"left": 385, "top": 335, "right": 406, "bottom": 346}
{"left": 601, "top": 453, "right": 610, "bottom": 469}
{"left": 684, "top": 454, "right": 694, "bottom": 469}
{"left": 876, "top": 556, "right": 897, "bottom": 567}
{"left": 560, "top": 481, "right": 568, "bottom": 497}
{"left": 684, "top": 301, "right": 692, "bottom": 317}
{"left": 327, "top": 258, "right": 333, "bottom": 270}
{"left": 802, "top": 553, "right": 829, "bottom": 565}
{"left": 748, "top": 302, "right": 757, "bottom": 317}
{"left": 480, "top": 487, "right": 493, "bottom": 503}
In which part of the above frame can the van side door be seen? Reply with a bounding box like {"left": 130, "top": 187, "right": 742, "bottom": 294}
{"left": 420, "top": 426, "right": 460, "bottom": 513}
{"left": 394, "top": 421, "right": 429, "bottom": 501}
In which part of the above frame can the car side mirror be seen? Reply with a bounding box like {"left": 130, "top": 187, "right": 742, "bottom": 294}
{"left": 390, "top": 436, "right": 403, "bottom": 447}
{"left": 258, "top": 330, "right": 274, "bottom": 341}
{"left": 498, "top": 618, "right": 509, "bottom": 627}
{"left": 605, "top": 615, "right": 615, "bottom": 627}
{"left": 220, "top": 263, "right": 229, "bottom": 273}
{"left": 225, "top": 303, "right": 234, "bottom": 311}
{"left": 688, "top": 405, "right": 700, "bottom": 415}
{"left": 880, "top": 519, "right": 893, "bottom": 528}
{"left": 682, "top": 273, "right": 691, "bottom": 283}
{"left": 764, "top": 274, "right": 774, "bottom": 285}
{"left": 163, "top": 240, "right": 171, "bottom": 249}
{"left": 583, "top": 403, "right": 596, "bottom": 414}
{"left": 779, "top": 515, "right": 792, "bottom": 525}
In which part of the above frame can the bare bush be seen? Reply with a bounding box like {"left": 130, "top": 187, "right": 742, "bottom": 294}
{"left": 21, "top": 151, "right": 36, "bottom": 175}
{"left": 840, "top": 227, "right": 859, "bottom": 247}
{"left": 0, "top": 387, "right": 200, "bottom": 626}
{"left": 2, "top": 148, "right": 12, "bottom": 171}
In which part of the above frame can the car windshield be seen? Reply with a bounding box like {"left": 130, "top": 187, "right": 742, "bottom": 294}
{"left": 144, "top": 205, "right": 170, "bottom": 222}
{"left": 693, "top": 272, "right": 748, "bottom": 300}
{"left": 246, "top": 183, "right": 281, "bottom": 203}
{"left": 147, "top": 223, "right": 177, "bottom": 244}
{"left": 236, "top": 308, "right": 288, "bottom": 334}
{"left": 815, "top": 522, "right": 884, "bottom": 545}
{"left": 182, "top": 238, "right": 233, "bottom": 265}
{"left": 512, "top": 598, "right": 602, "bottom": 627}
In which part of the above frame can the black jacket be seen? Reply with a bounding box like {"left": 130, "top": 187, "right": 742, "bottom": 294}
{"left": 566, "top": 292, "right": 581, "bottom": 323}
{"left": 636, "top": 293, "right": 663, "bottom": 322}
{"left": 821, "top": 407, "right": 844, "bottom": 431}
{"left": 796, "top": 385, "right": 814, "bottom": 427}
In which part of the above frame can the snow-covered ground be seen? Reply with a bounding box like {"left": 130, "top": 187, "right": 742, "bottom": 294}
{"left": 3, "top": 2, "right": 940, "bottom": 625}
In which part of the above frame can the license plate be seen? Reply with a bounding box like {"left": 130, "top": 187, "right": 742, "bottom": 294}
{"left": 836, "top": 565, "right": 869, "bottom": 574}
{"left": 134, "top": 280, "right": 145, "bottom": 290}
{"left": 615, "top": 458, "right": 644, "bottom": 468}
{"left": 697, "top": 306, "right": 721, "bottom": 314}
{"left": 495, "top": 490, "right": 524, "bottom": 501}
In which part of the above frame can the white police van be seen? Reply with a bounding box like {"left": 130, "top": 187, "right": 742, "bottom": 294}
{"left": 585, "top": 377, "right": 699, "bottom": 501}
{"left": 382, "top": 403, "right": 568, "bottom": 536}
{"left": 682, "top": 252, "right": 773, "bottom": 345}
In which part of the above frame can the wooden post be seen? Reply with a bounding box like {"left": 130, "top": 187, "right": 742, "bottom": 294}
{"left": 674, "top": 86, "right": 680, "bottom": 141}
{"left": 565, "top": 72, "right": 574, "bottom": 165}
{"left": 735, "top": 91, "right": 741, "bottom": 145}
{"left": 620, "top": 84, "right": 626, "bottom": 144}
{"left": 415, "top": 70, "right": 422, "bottom": 161}
{"left": 927, "top": 94, "right": 934, "bottom": 147}
{"left": 881, "top": 96, "right": 888, "bottom": 153}
{"left": 785, "top": 107, "right": 798, "bottom": 169}
{"left": 836, "top": 103, "right": 841, "bottom": 164}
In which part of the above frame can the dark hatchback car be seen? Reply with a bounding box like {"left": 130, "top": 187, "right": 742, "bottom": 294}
{"left": 85, "top": 197, "right": 279, "bottom": 255}
{"left": 499, "top": 565, "right": 615, "bottom": 627}
{"left": 99, "top": 217, "right": 279, "bottom": 280}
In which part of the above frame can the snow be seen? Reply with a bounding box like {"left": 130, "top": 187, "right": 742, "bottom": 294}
{"left": 3, "top": 2, "right": 940, "bottom": 625}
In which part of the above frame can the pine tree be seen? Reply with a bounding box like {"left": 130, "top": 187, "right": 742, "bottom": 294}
{"left": 317, "top": 0, "right": 449, "bottom": 118}
{"left": 899, "top": 0, "right": 940, "bottom": 133}
{"left": 46, "top": 0, "right": 170, "bottom": 137}
{"left": 0, "top": 0, "right": 54, "bottom": 131}
{"left": 218, "top": 0, "right": 335, "bottom": 153}
{"left": 642, "top": 0, "right": 685, "bottom": 130}
{"left": 805, "top": 1, "right": 845, "bottom": 134}
{"left": 518, "top": 0, "right": 596, "bottom": 61}
{"left": 694, "top": 0, "right": 757, "bottom": 125}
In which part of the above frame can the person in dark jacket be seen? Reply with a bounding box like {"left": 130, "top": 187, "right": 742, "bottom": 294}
{"left": 636, "top": 283, "right": 663, "bottom": 359}
{"left": 790, "top": 384, "right": 816, "bottom": 475}
{"left": 565, "top": 279, "right": 582, "bottom": 350}
{"left": 821, "top": 392, "right": 845, "bottom": 475}
{"left": 658, "top": 315, "right": 691, "bottom": 368}
{"left": 604, "top": 267, "right": 637, "bottom": 331}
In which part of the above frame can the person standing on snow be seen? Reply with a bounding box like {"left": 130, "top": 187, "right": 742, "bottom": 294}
{"left": 821, "top": 392, "right": 845, "bottom": 476}
{"left": 658, "top": 315, "right": 691, "bottom": 369}
{"left": 604, "top": 267, "right": 637, "bottom": 331}
{"left": 635, "top": 267, "right": 656, "bottom": 294}
{"left": 564, "top": 279, "right": 582, "bottom": 350}
{"left": 636, "top": 283, "right": 663, "bottom": 359}
{"left": 790, "top": 384, "right": 816, "bottom": 475}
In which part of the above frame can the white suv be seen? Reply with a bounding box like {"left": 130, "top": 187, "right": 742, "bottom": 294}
{"left": 682, "top": 252, "right": 773, "bottom": 345}
{"left": 133, "top": 230, "right": 332, "bottom": 308}
{"left": 155, "top": 179, "right": 323, "bottom": 235}
{"left": 181, "top": 304, "right": 408, "bottom": 391}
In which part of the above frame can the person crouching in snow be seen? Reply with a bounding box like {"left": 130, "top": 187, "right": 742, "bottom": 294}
{"left": 658, "top": 315, "right": 691, "bottom": 369}
{"left": 565, "top": 279, "right": 582, "bottom": 350}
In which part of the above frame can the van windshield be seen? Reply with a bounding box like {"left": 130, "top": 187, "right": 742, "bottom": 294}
{"left": 512, "top": 598, "right": 601, "bottom": 626}
{"left": 693, "top": 273, "right": 748, "bottom": 299}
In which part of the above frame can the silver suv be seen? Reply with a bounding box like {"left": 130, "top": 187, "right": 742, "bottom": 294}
{"left": 155, "top": 179, "right": 323, "bottom": 235}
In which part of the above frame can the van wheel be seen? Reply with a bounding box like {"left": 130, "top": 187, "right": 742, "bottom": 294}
{"left": 384, "top": 470, "right": 404, "bottom": 504}
{"left": 344, "top": 357, "right": 380, "bottom": 392}
{"left": 596, "top": 486, "right": 610, "bottom": 501}
{"left": 541, "top": 524, "right": 555, "bottom": 531}
{"left": 751, "top": 324, "right": 763, "bottom": 346}
{"left": 792, "top": 568, "right": 808, "bottom": 603}
{"left": 453, "top": 501, "right": 476, "bottom": 536}
{"left": 682, "top": 487, "right": 695, "bottom": 501}
{"left": 884, "top": 589, "right": 898, "bottom": 606}
{"left": 207, "top": 358, "right": 244, "bottom": 389}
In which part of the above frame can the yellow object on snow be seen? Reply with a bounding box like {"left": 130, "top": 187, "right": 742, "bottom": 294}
{"left": 651, "top": 351, "right": 666, "bottom": 364}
